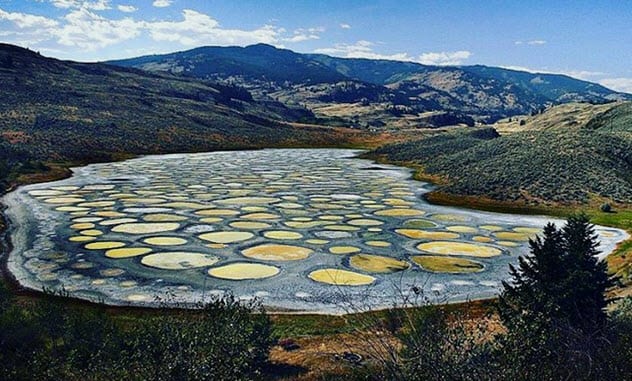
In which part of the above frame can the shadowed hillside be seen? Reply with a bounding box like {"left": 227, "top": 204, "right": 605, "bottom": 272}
{"left": 0, "top": 44, "right": 372, "bottom": 192}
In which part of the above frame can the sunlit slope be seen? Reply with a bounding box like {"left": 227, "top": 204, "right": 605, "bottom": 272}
{"left": 493, "top": 102, "right": 618, "bottom": 135}
{"left": 367, "top": 102, "right": 632, "bottom": 205}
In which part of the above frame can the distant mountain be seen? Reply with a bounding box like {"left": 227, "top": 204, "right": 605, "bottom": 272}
{"left": 0, "top": 43, "right": 366, "bottom": 191}
{"left": 462, "top": 65, "right": 620, "bottom": 103}
{"left": 114, "top": 44, "right": 347, "bottom": 84}
{"left": 109, "top": 44, "right": 630, "bottom": 127}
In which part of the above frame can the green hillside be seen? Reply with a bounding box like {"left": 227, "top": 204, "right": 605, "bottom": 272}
{"left": 366, "top": 102, "right": 632, "bottom": 206}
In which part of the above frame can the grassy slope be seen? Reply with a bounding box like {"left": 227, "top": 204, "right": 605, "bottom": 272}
{"left": 492, "top": 102, "right": 616, "bottom": 134}
{"left": 367, "top": 102, "right": 632, "bottom": 205}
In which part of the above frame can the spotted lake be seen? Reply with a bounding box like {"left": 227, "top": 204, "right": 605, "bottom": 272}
{"left": 3, "top": 149, "right": 628, "bottom": 313}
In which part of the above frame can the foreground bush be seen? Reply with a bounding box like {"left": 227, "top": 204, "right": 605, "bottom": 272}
{"left": 123, "top": 296, "right": 273, "bottom": 381}
{"left": 0, "top": 286, "right": 273, "bottom": 381}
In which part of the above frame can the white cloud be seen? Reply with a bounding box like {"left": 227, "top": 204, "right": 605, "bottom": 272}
{"left": 501, "top": 66, "right": 606, "bottom": 80}
{"left": 117, "top": 5, "right": 137, "bottom": 13}
{"left": 54, "top": 8, "right": 143, "bottom": 50}
{"left": 560, "top": 70, "right": 606, "bottom": 80}
{"left": 1, "top": 6, "right": 302, "bottom": 52}
{"left": 50, "top": 0, "right": 111, "bottom": 10}
{"left": 283, "top": 27, "right": 324, "bottom": 43}
{"left": 599, "top": 78, "right": 632, "bottom": 93}
{"left": 314, "top": 40, "right": 412, "bottom": 61}
{"left": 417, "top": 50, "right": 472, "bottom": 66}
{"left": 315, "top": 41, "right": 471, "bottom": 65}
{"left": 515, "top": 39, "right": 547, "bottom": 46}
{"left": 146, "top": 9, "right": 282, "bottom": 46}
{"left": 152, "top": 0, "right": 172, "bottom": 8}
{"left": 340, "top": 23, "right": 351, "bottom": 29}
{"left": 0, "top": 7, "right": 60, "bottom": 47}
{"left": 50, "top": 0, "right": 77, "bottom": 8}
{"left": 0, "top": 8, "right": 59, "bottom": 28}
{"left": 284, "top": 33, "right": 318, "bottom": 43}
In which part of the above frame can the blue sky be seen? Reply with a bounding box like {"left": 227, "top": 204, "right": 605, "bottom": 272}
{"left": 1, "top": 0, "right": 631, "bottom": 92}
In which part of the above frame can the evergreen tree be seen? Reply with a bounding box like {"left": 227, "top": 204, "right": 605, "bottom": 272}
{"left": 496, "top": 215, "right": 615, "bottom": 379}
{"left": 560, "top": 214, "right": 612, "bottom": 331}
{"left": 498, "top": 222, "right": 565, "bottom": 328}
{"left": 498, "top": 214, "right": 611, "bottom": 332}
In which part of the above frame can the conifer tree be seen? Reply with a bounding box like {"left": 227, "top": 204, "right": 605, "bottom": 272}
{"left": 495, "top": 215, "right": 619, "bottom": 379}
{"left": 498, "top": 222, "right": 565, "bottom": 328}
{"left": 560, "top": 214, "right": 612, "bottom": 331}
{"left": 498, "top": 214, "right": 612, "bottom": 333}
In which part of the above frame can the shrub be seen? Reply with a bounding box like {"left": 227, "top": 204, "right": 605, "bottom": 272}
{"left": 124, "top": 295, "right": 274, "bottom": 381}
{"left": 0, "top": 289, "right": 273, "bottom": 381}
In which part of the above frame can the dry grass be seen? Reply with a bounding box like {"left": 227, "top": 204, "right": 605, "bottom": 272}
{"left": 286, "top": 124, "right": 417, "bottom": 149}
{"left": 269, "top": 332, "right": 397, "bottom": 380}
{"left": 492, "top": 102, "right": 618, "bottom": 135}
{"left": 310, "top": 102, "right": 384, "bottom": 118}
{"left": 268, "top": 299, "right": 501, "bottom": 380}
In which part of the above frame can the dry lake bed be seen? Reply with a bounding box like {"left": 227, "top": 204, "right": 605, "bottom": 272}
{"left": 3, "top": 149, "right": 628, "bottom": 313}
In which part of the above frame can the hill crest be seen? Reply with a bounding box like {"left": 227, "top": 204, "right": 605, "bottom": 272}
{"left": 107, "top": 44, "right": 630, "bottom": 127}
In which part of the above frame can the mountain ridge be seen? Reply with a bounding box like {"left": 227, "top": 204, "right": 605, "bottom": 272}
{"left": 108, "top": 43, "right": 630, "bottom": 127}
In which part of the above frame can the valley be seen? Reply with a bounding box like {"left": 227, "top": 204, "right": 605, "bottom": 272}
{"left": 2, "top": 41, "right": 632, "bottom": 301}
{"left": 1, "top": 37, "right": 632, "bottom": 380}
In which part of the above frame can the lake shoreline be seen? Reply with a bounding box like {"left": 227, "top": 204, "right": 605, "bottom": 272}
{"left": 1, "top": 148, "right": 629, "bottom": 315}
